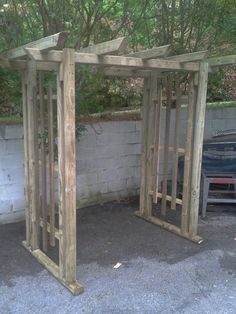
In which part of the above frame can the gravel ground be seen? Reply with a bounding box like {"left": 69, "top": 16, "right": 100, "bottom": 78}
{"left": 0, "top": 201, "right": 236, "bottom": 314}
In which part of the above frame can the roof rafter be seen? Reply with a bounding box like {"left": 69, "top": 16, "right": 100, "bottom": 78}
{"left": 207, "top": 55, "right": 236, "bottom": 67}
{"left": 0, "top": 32, "right": 68, "bottom": 60}
{"left": 78, "top": 37, "right": 127, "bottom": 55}
{"left": 125, "top": 45, "right": 171, "bottom": 59}
{"left": 166, "top": 50, "right": 208, "bottom": 62}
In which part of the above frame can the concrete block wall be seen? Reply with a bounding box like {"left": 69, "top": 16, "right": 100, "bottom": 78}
{"left": 0, "top": 121, "right": 141, "bottom": 224}
{"left": 1, "top": 107, "right": 236, "bottom": 224}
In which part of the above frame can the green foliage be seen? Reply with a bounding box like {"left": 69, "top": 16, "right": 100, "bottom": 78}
{"left": 1, "top": 0, "right": 236, "bottom": 118}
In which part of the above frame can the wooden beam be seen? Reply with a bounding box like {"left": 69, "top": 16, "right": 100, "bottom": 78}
{"left": 101, "top": 67, "right": 152, "bottom": 77}
{"left": 166, "top": 50, "right": 208, "bottom": 62}
{"left": 125, "top": 45, "right": 171, "bottom": 59}
{"left": 57, "top": 48, "right": 77, "bottom": 283}
{"left": 1, "top": 32, "right": 67, "bottom": 60}
{"left": 0, "top": 59, "right": 58, "bottom": 71}
{"left": 189, "top": 62, "right": 208, "bottom": 237}
{"left": 24, "top": 49, "right": 200, "bottom": 71}
{"left": 207, "top": 55, "right": 236, "bottom": 67}
{"left": 27, "top": 61, "right": 40, "bottom": 250}
{"left": 134, "top": 212, "right": 203, "bottom": 244}
{"left": 22, "top": 241, "right": 83, "bottom": 295}
{"left": 78, "top": 37, "right": 127, "bottom": 55}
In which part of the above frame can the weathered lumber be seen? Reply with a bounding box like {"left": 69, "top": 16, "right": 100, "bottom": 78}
{"left": 21, "top": 71, "right": 30, "bottom": 246}
{"left": 134, "top": 212, "right": 203, "bottom": 244}
{"left": 161, "top": 77, "right": 172, "bottom": 216}
{"left": 207, "top": 55, "right": 236, "bottom": 67}
{"left": 189, "top": 62, "right": 208, "bottom": 237}
{"left": 101, "top": 67, "right": 152, "bottom": 77}
{"left": 38, "top": 72, "right": 48, "bottom": 252}
{"left": 181, "top": 75, "right": 196, "bottom": 234}
{"left": 47, "top": 86, "right": 56, "bottom": 247}
{"left": 57, "top": 48, "right": 77, "bottom": 283}
{"left": 152, "top": 81, "right": 162, "bottom": 203}
{"left": 139, "top": 75, "right": 152, "bottom": 217}
{"left": 149, "top": 191, "right": 183, "bottom": 205}
{"left": 22, "top": 241, "right": 83, "bottom": 295}
{"left": 171, "top": 88, "right": 181, "bottom": 210}
{"left": 1, "top": 32, "right": 67, "bottom": 60}
{"left": 23, "top": 49, "right": 200, "bottom": 71}
{"left": 27, "top": 61, "right": 40, "bottom": 250}
{"left": 78, "top": 37, "right": 127, "bottom": 55}
{"left": 125, "top": 45, "right": 171, "bottom": 59}
{"left": 167, "top": 50, "right": 208, "bottom": 62}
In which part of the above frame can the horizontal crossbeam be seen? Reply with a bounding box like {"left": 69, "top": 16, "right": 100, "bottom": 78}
{"left": 25, "top": 49, "right": 200, "bottom": 71}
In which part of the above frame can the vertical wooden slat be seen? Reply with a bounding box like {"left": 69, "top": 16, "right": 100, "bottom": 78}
{"left": 22, "top": 71, "right": 30, "bottom": 246}
{"left": 181, "top": 76, "right": 196, "bottom": 233}
{"left": 39, "top": 72, "right": 48, "bottom": 252}
{"left": 58, "top": 48, "right": 77, "bottom": 283}
{"left": 139, "top": 75, "right": 151, "bottom": 216}
{"left": 161, "top": 76, "right": 172, "bottom": 216}
{"left": 152, "top": 80, "right": 162, "bottom": 203}
{"left": 27, "top": 61, "right": 40, "bottom": 250}
{"left": 189, "top": 62, "right": 208, "bottom": 237}
{"left": 171, "top": 87, "right": 181, "bottom": 210}
{"left": 48, "top": 86, "right": 56, "bottom": 247}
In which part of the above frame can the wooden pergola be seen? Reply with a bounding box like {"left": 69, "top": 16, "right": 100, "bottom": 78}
{"left": 0, "top": 32, "right": 234, "bottom": 295}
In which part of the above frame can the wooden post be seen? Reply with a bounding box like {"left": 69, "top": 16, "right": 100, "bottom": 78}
{"left": 181, "top": 75, "right": 196, "bottom": 234}
{"left": 38, "top": 72, "right": 48, "bottom": 252}
{"left": 189, "top": 63, "right": 208, "bottom": 237}
{"left": 27, "top": 61, "right": 40, "bottom": 250}
{"left": 171, "top": 87, "right": 181, "bottom": 210}
{"left": 152, "top": 80, "right": 162, "bottom": 203}
{"left": 22, "top": 71, "right": 30, "bottom": 246}
{"left": 139, "top": 75, "right": 151, "bottom": 217}
{"left": 57, "top": 48, "right": 80, "bottom": 289}
{"left": 139, "top": 72, "right": 157, "bottom": 218}
{"left": 48, "top": 86, "right": 56, "bottom": 247}
{"left": 161, "top": 76, "right": 172, "bottom": 216}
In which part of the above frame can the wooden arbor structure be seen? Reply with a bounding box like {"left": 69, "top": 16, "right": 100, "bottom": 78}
{"left": 0, "top": 32, "right": 235, "bottom": 294}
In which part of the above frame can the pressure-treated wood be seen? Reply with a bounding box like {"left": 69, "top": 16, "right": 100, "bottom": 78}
{"left": 38, "top": 72, "right": 48, "bottom": 252}
{"left": 48, "top": 86, "right": 55, "bottom": 247}
{"left": 1, "top": 32, "right": 67, "bottom": 60}
{"left": 181, "top": 76, "right": 196, "bottom": 234}
{"left": 22, "top": 71, "right": 30, "bottom": 246}
{"left": 152, "top": 81, "right": 162, "bottom": 203}
{"left": 23, "top": 49, "right": 200, "bottom": 71}
{"left": 139, "top": 76, "right": 151, "bottom": 217}
{"left": 135, "top": 211, "right": 203, "bottom": 243}
{"left": 78, "top": 37, "right": 127, "bottom": 55}
{"left": 161, "top": 77, "right": 172, "bottom": 216}
{"left": 171, "top": 88, "right": 181, "bottom": 210}
{"left": 126, "top": 45, "right": 171, "bottom": 59}
{"left": 166, "top": 50, "right": 208, "bottom": 62}
{"left": 189, "top": 63, "right": 209, "bottom": 237}
{"left": 57, "top": 48, "right": 78, "bottom": 284}
{"left": 27, "top": 61, "right": 40, "bottom": 250}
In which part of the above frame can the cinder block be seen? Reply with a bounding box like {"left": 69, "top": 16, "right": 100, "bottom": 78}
{"left": 0, "top": 126, "right": 6, "bottom": 140}
{"left": 5, "top": 139, "right": 24, "bottom": 154}
{"left": 77, "top": 172, "right": 98, "bottom": 186}
{"left": 5, "top": 125, "right": 23, "bottom": 139}
{"left": 12, "top": 198, "right": 25, "bottom": 212}
{"left": 2, "top": 167, "right": 24, "bottom": 184}
{"left": 0, "top": 139, "right": 7, "bottom": 154}
{"left": 0, "top": 200, "right": 13, "bottom": 214}
{"left": 0, "top": 154, "right": 24, "bottom": 168}
{"left": 108, "top": 178, "right": 126, "bottom": 192}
